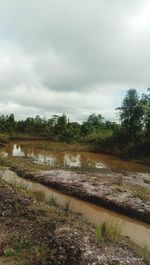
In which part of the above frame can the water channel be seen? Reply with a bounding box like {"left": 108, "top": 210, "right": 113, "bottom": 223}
{"left": 0, "top": 141, "right": 150, "bottom": 249}
{"left": 0, "top": 168, "right": 150, "bottom": 250}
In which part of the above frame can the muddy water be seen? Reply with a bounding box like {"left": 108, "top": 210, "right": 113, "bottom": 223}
{"left": 1, "top": 141, "right": 150, "bottom": 173}
{"left": 1, "top": 168, "right": 150, "bottom": 250}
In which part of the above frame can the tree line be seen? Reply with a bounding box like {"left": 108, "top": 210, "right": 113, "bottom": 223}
{"left": 0, "top": 112, "right": 118, "bottom": 141}
{"left": 0, "top": 88, "right": 149, "bottom": 158}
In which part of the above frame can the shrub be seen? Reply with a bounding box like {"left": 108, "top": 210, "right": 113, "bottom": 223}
{"left": 94, "top": 220, "right": 122, "bottom": 243}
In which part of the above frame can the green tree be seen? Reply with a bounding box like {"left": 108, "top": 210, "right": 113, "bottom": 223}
{"left": 117, "top": 89, "right": 143, "bottom": 141}
{"left": 67, "top": 122, "right": 81, "bottom": 141}
{"left": 81, "top": 113, "right": 104, "bottom": 135}
{"left": 54, "top": 114, "right": 68, "bottom": 140}
{"left": 140, "top": 89, "right": 150, "bottom": 137}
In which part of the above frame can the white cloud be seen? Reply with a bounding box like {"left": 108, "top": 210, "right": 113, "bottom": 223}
{"left": 0, "top": 0, "right": 149, "bottom": 121}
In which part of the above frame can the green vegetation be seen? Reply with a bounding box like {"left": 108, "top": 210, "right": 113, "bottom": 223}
{"left": 32, "top": 190, "right": 46, "bottom": 202}
{"left": 4, "top": 248, "right": 21, "bottom": 257}
{"left": 48, "top": 196, "right": 58, "bottom": 207}
{"left": 95, "top": 220, "right": 122, "bottom": 243}
{"left": 62, "top": 201, "right": 70, "bottom": 212}
{"left": 0, "top": 88, "right": 149, "bottom": 160}
{"left": 135, "top": 245, "right": 150, "bottom": 265}
{"left": 133, "top": 187, "right": 150, "bottom": 202}
{"left": 86, "top": 88, "right": 150, "bottom": 159}
{"left": 0, "top": 156, "right": 50, "bottom": 172}
{"left": 4, "top": 236, "right": 29, "bottom": 258}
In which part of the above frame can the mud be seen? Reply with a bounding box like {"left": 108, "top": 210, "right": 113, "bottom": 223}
{"left": 0, "top": 180, "right": 147, "bottom": 265}
{"left": 7, "top": 165, "right": 150, "bottom": 224}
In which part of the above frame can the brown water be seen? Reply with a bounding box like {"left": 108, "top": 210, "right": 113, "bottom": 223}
{"left": 0, "top": 140, "right": 150, "bottom": 173}
{"left": 1, "top": 168, "right": 150, "bottom": 250}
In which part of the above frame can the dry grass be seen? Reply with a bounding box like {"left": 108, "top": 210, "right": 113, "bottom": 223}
{"left": 30, "top": 190, "right": 45, "bottom": 203}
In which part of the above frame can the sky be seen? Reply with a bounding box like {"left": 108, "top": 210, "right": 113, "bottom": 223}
{"left": 0, "top": 0, "right": 149, "bottom": 122}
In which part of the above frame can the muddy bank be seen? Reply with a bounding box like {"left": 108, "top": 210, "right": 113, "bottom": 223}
{"left": 10, "top": 136, "right": 49, "bottom": 141}
{"left": 1, "top": 168, "right": 150, "bottom": 250}
{"left": 0, "top": 179, "right": 147, "bottom": 265}
{"left": 8, "top": 164, "right": 150, "bottom": 224}
{"left": 0, "top": 136, "right": 49, "bottom": 147}
{"left": 0, "top": 142, "right": 6, "bottom": 147}
{"left": 0, "top": 139, "right": 9, "bottom": 147}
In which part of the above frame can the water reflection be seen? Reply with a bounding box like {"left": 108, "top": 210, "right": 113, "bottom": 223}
{"left": 33, "top": 153, "right": 56, "bottom": 166}
{"left": 95, "top": 162, "right": 106, "bottom": 169}
{"left": 0, "top": 151, "right": 8, "bottom": 158}
{"left": 0, "top": 141, "right": 150, "bottom": 173}
{"left": 1, "top": 143, "right": 106, "bottom": 170}
{"left": 13, "top": 144, "right": 25, "bottom": 157}
{"left": 64, "top": 153, "right": 81, "bottom": 168}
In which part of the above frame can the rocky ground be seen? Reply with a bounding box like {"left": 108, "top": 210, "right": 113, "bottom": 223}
{"left": 0, "top": 177, "right": 149, "bottom": 265}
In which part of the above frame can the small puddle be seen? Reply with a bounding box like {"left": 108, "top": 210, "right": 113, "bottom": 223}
{"left": 1, "top": 168, "right": 150, "bottom": 250}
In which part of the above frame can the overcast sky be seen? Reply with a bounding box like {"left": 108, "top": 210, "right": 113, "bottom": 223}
{"left": 0, "top": 0, "right": 149, "bottom": 122}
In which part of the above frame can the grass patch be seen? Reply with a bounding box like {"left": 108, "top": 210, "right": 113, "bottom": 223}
{"left": 37, "top": 141, "right": 90, "bottom": 152}
{"left": 32, "top": 190, "right": 45, "bottom": 202}
{"left": 48, "top": 196, "right": 59, "bottom": 207}
{"left": 4, "top": 248, "right": 20, "bottom": 257}
{"left": 26, "top": 245, "right": 59, "bottom": 265}
{"left": 135, "top": 245, "right": 150, "bottom": 265}
{"left": 0, "top": 133, "right": 9, "bottom": 142}
{"left": 4, "top": 236, "right": 30, "bottom": 258}
{"left": 11, "top": 181, "right": 29, "bottom": 192}
{"left": 133, "top": 187, "right": 150, "bottom": 201}
{"left": 95, "top": 220, "right": 122, "bottom": 243}
{"left": 0, "top": 156, "right": 51, "bottom": 172}
{"left": 62, "top": 201, "right": 70, "bottom": 212}
{"left": 95, "top": 224, "right": 102, "bottom": 244}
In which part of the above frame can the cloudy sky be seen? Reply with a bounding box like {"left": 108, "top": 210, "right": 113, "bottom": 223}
{"left": 0, "top": 0, "right": 149, "bottom": 122}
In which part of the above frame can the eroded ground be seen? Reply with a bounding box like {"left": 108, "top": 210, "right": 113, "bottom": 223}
{"left": 1, "top": 156, "right": 149, "bottom": 224}
{"left": 0, "top": 145, "right": 150, "bottom": 264}
{"left": 0, "top": 179, "right": 149, "bottom": 265}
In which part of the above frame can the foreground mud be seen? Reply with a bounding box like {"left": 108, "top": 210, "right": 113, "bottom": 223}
{"left": 0, "top": 153, "right": 150, "bottom": 224}
{"left": 0, "top": 178, "right": 149, "bottom": 265}
{"left": 9, "top": 162, "right": 150, "bottom": 224}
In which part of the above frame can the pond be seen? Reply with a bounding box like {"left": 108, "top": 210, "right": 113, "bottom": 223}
{"left": 0, "top": 140, "right": 150, "bottom": 173}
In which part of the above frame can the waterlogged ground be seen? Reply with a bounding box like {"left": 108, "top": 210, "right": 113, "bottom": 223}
{"left": 1, "top": 168, "right": 150, "bottom": 250}
{"left": 0, "top": 141, "right": 150, "bottom": 223}
{"left": 0, "top": 140, "right": 150, "bottom": 263}
{"left": 0, "top": 140, "right": 150, "bottom": 172}
{"left": 0, "top": 177, "right": 149, "bottom": 265}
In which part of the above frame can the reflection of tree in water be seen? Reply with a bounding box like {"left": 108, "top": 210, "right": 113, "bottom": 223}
{"left": 0, "top": 145, "right": 13, "bottom": 157}
{"left": 79, "top": 154, "right": 106, "bottom": 170}
{"left": 19, "top": 144, "right": 35, "bottom": 157}
{"left": 32, "top": 152, "right": 56, "bottom": 166}
{"left": 64, "top": 153, "right": 81, "bottom": 168}
{"left": 12, "top": 144, "right": 25, "bottom": 157}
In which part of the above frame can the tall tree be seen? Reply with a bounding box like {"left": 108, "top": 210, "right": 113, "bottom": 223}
{"left": 81, "top": 113, "right": 104, "bottom": 135}
{"left": 140, "top": 88, "right": 150, "bottom": 137}
{"left": 54, "top": 114, "right": 68, "bottom": 140}
{"left": 117, "top": 89, "right": 143, "bottom": 141}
